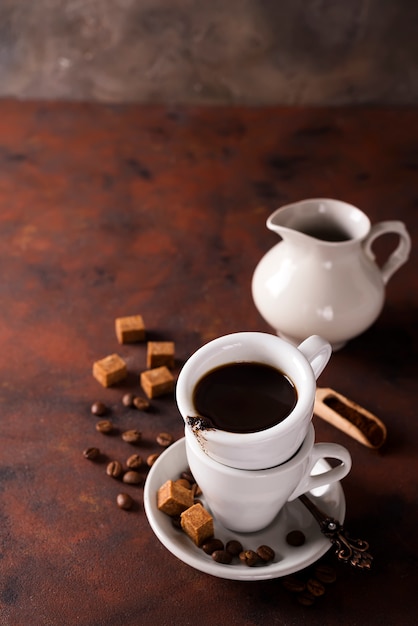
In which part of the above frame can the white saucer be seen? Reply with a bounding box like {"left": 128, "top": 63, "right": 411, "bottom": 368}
{"left": 144, "top": 438, "right": 345, "bottom": 581}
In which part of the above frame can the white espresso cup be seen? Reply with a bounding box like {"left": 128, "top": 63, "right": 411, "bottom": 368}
{"left": 176, "top": 332, "right": 332, "bottom": 470}
{"left": 185, "top": 423, "right": 351, "bottom": 533}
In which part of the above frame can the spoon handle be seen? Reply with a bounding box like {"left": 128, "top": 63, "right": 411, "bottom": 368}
{"left": 299, "top": 494, "right": 373, "bottom": 570}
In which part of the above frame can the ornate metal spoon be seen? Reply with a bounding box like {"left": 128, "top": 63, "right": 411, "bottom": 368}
{"left": 299, "top": 493, "right": 373, "bottom": 569}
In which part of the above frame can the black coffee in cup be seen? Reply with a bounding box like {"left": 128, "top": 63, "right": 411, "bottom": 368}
{"left": 192, "top": 362, "right": 297, "bottom": 434}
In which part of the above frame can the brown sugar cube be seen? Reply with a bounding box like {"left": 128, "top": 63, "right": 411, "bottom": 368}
{"left": 157, "top": 480, "right": 194, "bottom": 516}
{"left": 146, "top": 341, "right": 175, "bottom": 369}
{"left": 93, "top": 354, "right": 127, "bottom": 387}
{"left": 180, "top": 503, "right": 214, "bottom": 546}
{"left": 140, "top": 366, "right": 174, "bottom": 398}
{"left": 115, "top": 315, "right": 145, "bottom": 344}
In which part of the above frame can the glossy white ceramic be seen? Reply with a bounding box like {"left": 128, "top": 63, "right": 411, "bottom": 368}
{"left": 176, "top": 332, "right": 331, "bottom": 470}
{"left": 252, "top": 198, "right": 411, "bottom": 350}
{"left": 144, "top": 438, "right": 346, "bottom": 581}
{"left": 185, "top": 424, "right": 351, "bottom": 533}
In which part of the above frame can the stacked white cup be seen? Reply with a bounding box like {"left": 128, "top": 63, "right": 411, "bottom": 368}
{"left": 176, "top": 332, "right": 351, "bottom": 533}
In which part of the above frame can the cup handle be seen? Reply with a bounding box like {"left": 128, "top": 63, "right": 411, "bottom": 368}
{"left": 363, "top": 221, "right": 411, "bottom": 285}
{"left": 288, "top": 442, "right": 352, "bottom": 501}
{"left": 297, "top": 335, "right": 332, "bottom": 379}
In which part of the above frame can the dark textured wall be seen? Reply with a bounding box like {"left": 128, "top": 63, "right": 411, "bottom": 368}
{"left": 1, "top": 0, "right": 417, "bottom": 104}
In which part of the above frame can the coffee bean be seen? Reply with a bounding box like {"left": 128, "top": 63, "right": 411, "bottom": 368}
{"left": 123, "top": 470, "right": 142, "bottom": 484}
{"left": 175, "top": 478, "right": 191, "bottom": 490}
{"left": 171, "top": 516, "right": 182, "bottom": 529}
{"left": 133, "top": 396, "right": 150, "bottom": 411}
{"left": 106, "top": 460, "right": 123, "bottom": 478}
{"left": 121, "top": 429, "right": 142, "bottom": 444}
{"left": 225, "top": 540, "right": 243, "bottom": 556}
{"left": 83, "top": 447, "right": 101, "bottom": 460}
{"left": 191, "top": 483, "right": 202, "bottom": 498}
{"left": 116, "top": 493, "right": 133, "bottom": 510}
{"left": 181, "top": 470, "right": 195, "bottom": 484}
{"left": 286, "top": 530, "right": 306, "bottom": 546}
{"left": 201, "top": 538, "right": 224, "bottom": 555}
{"left": 91, "top": 401, "right": 107, "bottom": 416}
{"left": 212, "top": 550, "right": 232, "bottom": 564}
{"left": 282, "top": 575, "right": 306, "bottom": 593}
{"left": 126, "top": 454, "right": 143, "bottom": 469}
{"left": 156, "top": 432, "right": 174, "bottom": 447}
{"left": 96, "top": 419, "right": 114, "bottom": 434}
{"left": 147, "top": 453, "right": 159, "bottom": 467}
{"left": 256, "top": 545, "right": 275, "bottom": 562}
{"left": 307, "top": 578, "right": 326, "bottom": 597}
{"left": 122, "top": 393, "right": 135, "bottom": 407}
{"left": 297, "top": 591, "right": 316, "bottom": 606}
{"left": 314, "top": 563, "right": 337, "bottom": 584}
{"left": 239, "top": 550, "right": 259, "bottom": 567}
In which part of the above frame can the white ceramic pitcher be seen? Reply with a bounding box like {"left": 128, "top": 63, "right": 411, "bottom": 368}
{"left": 252, "top": 198, "right": 411, "bottom": 350}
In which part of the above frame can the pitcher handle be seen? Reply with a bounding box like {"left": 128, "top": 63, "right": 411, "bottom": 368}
{"left": 298, "top": 335, "right": 332, "bottom": 378}
{"left": 363, "top": 221, "right": 411, "bottom": 285}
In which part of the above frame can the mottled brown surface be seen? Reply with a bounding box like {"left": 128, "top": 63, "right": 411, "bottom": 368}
{"left": 0, "top": 101, "right": 417, "bottom": 625}
{"left": 0, "top": 1, "right": 418, "bottom": 104}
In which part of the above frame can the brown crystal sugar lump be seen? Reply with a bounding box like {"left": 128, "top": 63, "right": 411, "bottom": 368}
{"left": 140, "top": 366, "right": 174, "bottom": 398}
{"left": 115, "top": 314, "right": 145, "bottom": 344}
{"left": 93, "top": 354, "right": 127, "bottom": 387}
{"left": 180, "top": 503, "right": 214, "bottom": 546}
{"left": 146, "top": 341, "right": 175, "bottom": 369}
{"left": 157, "top": 480, "right": 194, "bottom": 517}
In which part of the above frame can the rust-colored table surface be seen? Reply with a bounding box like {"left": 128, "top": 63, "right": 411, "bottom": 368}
{"left": 0, "top": 101, "right": 417, "bottom": 626}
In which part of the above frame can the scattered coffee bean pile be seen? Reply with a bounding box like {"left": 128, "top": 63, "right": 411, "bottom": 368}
{"left": 167, "top": 470, "right": 276, "bottom": 568}
{"left": 281, "top": 561, "right": 337, "bottom": 606}
{"left": 84, "top": 315, "right": 179, "bottom": 511}
{"left": 83, "top": 319, "right": 342, "bottom": 601}
{"left": 83, "top": 395, "right": 176, "bottom": 511}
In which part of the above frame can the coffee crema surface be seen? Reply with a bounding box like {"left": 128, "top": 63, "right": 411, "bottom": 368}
{"left": 192, "top": 362, "right": 297, "bottom": 434}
